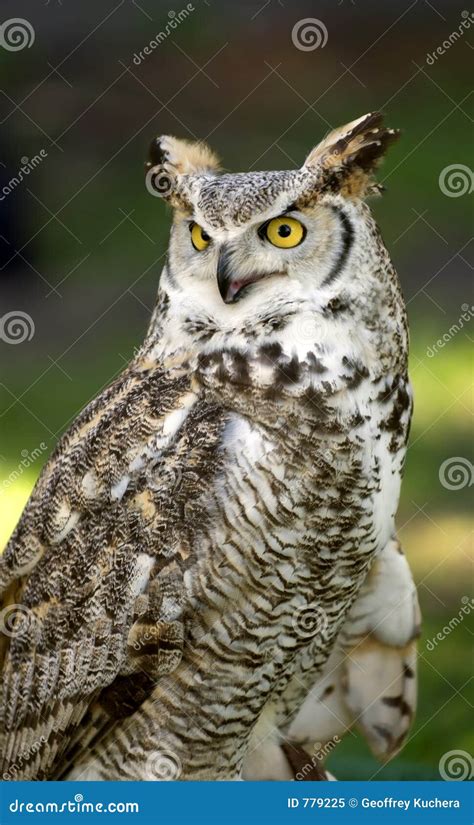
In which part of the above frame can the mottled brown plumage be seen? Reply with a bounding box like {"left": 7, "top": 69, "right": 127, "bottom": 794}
{"left": 0, "top": 113, "right": 419, "bottom": 781}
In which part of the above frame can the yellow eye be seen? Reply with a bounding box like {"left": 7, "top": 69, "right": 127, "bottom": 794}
{"left": 190, "top": 222, "right": 211, "bottom": 251}
{"left": 264, "top": 216, "right": 305, "bottom": 248}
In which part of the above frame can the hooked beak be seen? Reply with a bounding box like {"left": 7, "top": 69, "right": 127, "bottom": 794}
{"left": 217, "top": 247, "right": 286, "bottom": 304}
{"left": 216, "top": 247, "right": 241, "bottom": 304}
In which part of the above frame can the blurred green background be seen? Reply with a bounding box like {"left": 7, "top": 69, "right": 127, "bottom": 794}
{"left": 0, "top": 0, "right": 472, "bottom": 780}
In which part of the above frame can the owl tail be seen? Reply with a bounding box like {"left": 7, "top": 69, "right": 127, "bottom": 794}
{"left": 288, "top": 635, "right": 418, "bottom": 763}
{"left": 280, "top": 741, "right": 336, "bottom": 781}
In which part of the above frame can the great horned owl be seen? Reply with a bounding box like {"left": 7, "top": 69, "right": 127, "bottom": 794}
{"left": 0, "top": 113, "right": 420, "bottom": 781}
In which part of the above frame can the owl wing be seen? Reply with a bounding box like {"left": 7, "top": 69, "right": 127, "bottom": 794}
{"left": 0, "top": 359, "right": 226, "bottom": 780}
{"left": 287, "top": 537, "right": 421, "bottom": 761}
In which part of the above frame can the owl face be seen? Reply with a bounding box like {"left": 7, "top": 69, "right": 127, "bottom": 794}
{"left": 146, "top": 113, "right": 399, "bottom": 319}
{"left": 167, "top": 194, "right": 347, "bottom": 305}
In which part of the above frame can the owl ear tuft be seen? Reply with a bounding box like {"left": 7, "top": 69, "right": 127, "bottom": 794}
{"left": 304, "top": 112, "right": 400, "bottom": 198}
{"left": 146, "top": 136, "right": 220, "bottom": 176}
{"left": 145, "top": 136, "right": 220, "bottom": 206}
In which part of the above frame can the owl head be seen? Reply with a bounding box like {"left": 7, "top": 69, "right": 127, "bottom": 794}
{"left": 145, "top": 113, "right": 399, "bottom": 322}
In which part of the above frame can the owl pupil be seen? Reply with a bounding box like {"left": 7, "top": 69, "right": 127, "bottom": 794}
{"left": 201, "top": 230, "right": 210, "bottom": 242}
{"left": 278, "top": 224, "right": 291, "bottom": 237}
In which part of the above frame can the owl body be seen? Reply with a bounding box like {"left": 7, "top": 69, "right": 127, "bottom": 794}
{"left": 0, "top": 114, "right": 419, "bottom": 781}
